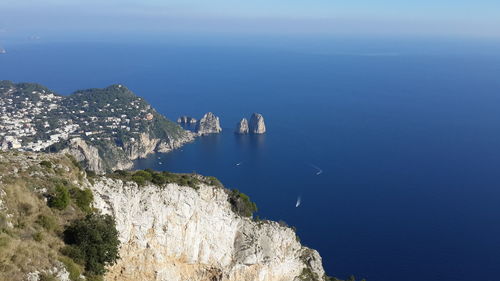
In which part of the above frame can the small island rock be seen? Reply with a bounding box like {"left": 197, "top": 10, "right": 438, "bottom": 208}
{"left": 235, "top": 118, "right": 249, "bottom": 134}
{"left": 177, "top": 116, "right": 197, "bottom": 124}
{"left": 249, "top": 113, "right": 266, "bottom": 134}
{"left": 195, "top": 112, "right": 222, "bottom": 135}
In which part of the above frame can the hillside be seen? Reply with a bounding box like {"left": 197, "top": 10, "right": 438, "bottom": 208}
{"left": 0, "top": 81, "right": 194, "bottom": 172}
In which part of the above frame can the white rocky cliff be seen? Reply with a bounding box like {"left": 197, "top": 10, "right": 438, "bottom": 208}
{"left": 235, "top": 118, "right": 249, "bottom": 134}
{"left": 90, "top": 179, "right": 326, "bottom": 281}
{"left": 196, "top": 112, "right": 222, "bottom": 136}
{"left": 249, "top": 113, "right": 266, "bottom": 134}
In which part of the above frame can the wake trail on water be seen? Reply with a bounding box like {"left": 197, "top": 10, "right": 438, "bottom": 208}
{"left": 306, "top": 163, "right": 323, "bottom": 175}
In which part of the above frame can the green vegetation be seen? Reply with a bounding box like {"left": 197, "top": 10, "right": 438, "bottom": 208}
{"left": 48, "top": 185, "right": 70, "bottom": 210}
{"left": 298, "top": 268, "right": 319, "bottom": 281}
{"left": 227, "top": 189, "right": 258, "bottom": 217}
{"left": 107, "top": 169, "right": 258, "bottom": 219}
{"left": 0, "top": 152, "right": 119, "bottom": 280}
{"left": 62, "top": 214, "right": 120, "bottom": 276}
{"left": 39, "top": 273, "right": 58, "bottom": 281}
{"left": 59, "top": 256, "right": 84, "bottom": 281}
{"left": 36, "top": 214, "right": 58, "bottom": 232}
{"left": 70, "top": 187, "right": 94, "bottom": 213}
{"left": 326, "top": 275, "right": 366, "bottom": 281}
{"left": 40, "top": 160, "right": 52, "bottom": 169}
{"left": 66, "top": 154, "right": 83, "bottom": 171}
{"left": 109, "top": 169, "right": 204, "bottom": 189}
{"left": 2, "top": 81, "right": 189, "bottom": 172}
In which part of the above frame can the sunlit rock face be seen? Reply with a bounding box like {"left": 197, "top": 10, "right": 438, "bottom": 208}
{"left": 235, "top": 118, "right": 249, "bottom": 134}
{"left": 91, "top": 179, "right": 326, "bottom": 281}
{"left": 195, "top": 112, "right": 222, "bottom": 136}
{"left": 249, "top": 113, "right": 266, "bottom": 134}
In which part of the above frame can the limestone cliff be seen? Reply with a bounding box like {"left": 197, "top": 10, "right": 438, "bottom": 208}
{"left": 0, "top": 151, "right": 329, "bottom": 281}
{"left": 90, "top": 178, "right": 326, "bottom": 281}
{"left": 249, "top": 113, "right": 266, "bottom": 134}
{"left": 196, "top": 112, "right": 222, "bottom": 136}
{"left": 235, "top": 118, "right": 249, "bottom": 134}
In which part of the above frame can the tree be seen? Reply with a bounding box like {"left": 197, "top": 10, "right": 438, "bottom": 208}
{"left": 63, "top": 214, "right": 120, "bottom": 276}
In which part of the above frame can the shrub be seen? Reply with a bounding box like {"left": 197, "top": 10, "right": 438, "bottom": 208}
{"left": 40, "top": 160, "right": 52, "bottom": 169}
{"left": 67, "top": 154, "right": 83, "bottom": 171}
{"left": 70, "top": 188, "right": 94, "bottom": 213}
{"left": 85, "top": 170, "right": 97, "bottom": 178}
{"left": 63, "top": 214, "right": 120, "bottom": 276}
{"left": 39, "top": 273, "right": 58, "bottom": 281}
{"left": 134, "top": 170, "right": 153, "bottom": 181}
{"left": 36, "top": 214, "right": 58, "bottom": 232}
{"left": 206, "top": 176, "right": 223, "bottom": 187}
{"left": 61, "top": 245, "right": 85, "bottom": 265}
{"left": 33, "top": 232, "right": 43, "bottom": 242}
{"left": 48, "top": 185, "right": 70, "bottom": 210}
{"left": 228, "top": 189, "right": 258, "bottom": 217}
{"left": 59, "top": 256, "right": 84, "bottom": 281}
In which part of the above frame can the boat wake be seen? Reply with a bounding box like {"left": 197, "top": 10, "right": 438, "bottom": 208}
{"left": 295, "top": 196, "right": 301, "bottom": 207}
{"left": 307, "top": 163, "right": 323, "bottom": 175}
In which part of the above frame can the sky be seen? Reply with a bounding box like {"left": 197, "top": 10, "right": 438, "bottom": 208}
{"left": 1, "top": 0, "right": 500, "bottom": 41}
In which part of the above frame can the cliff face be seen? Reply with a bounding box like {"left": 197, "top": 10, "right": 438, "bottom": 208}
{"left": 0, "top": 151, "right": 328, "bottom": 281}
{"left": 123, "top": 132, "right": 194, "bottom": 160}
{"left": 196, "top": 112, "right": 222, "bottom": 136}
{"left": 91, "top": 179, "right": 326, "bottom": 281}
{"left": 249, "top": 113, "right": 266, "bottom": 134}
{"left": 63, "top": 132, "right": 195, "bottom": 174}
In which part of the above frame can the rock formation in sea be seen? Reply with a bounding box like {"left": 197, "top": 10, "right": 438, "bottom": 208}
{"left": 177, "top": 116, "right": 197, "bottom": 124}
{"left": 249, "top": 113, "right": 266, "bottom": 134}
{"left": 195, "top": 112, "right": 222, "bottom": 136}
{"left": 235, "top": 118, "right": 249, "bottom": 134}
{"left": 0, "top": 48, "right": 6, "bottom": 54}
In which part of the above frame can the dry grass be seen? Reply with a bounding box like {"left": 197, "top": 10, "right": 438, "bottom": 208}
{"left": 0, "top": 151, "right": 88, "bottom": 281}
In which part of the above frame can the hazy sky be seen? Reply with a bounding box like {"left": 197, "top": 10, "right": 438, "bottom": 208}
{"left": 1, "top": 0, "right": 500, "bottom": 39}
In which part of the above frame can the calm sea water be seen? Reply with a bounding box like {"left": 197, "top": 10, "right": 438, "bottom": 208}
{"left": 1, "top": 38, "right": 500, "bottom": 281}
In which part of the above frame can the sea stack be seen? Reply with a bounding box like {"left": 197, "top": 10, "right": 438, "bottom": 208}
{"left": 177, "top": 116, "right": 197, "bottom": 124}
{"left": 235, "top": 118, "right": 249, "bottom": 134}
{"left": 195, "top": 112, "right": 222, "bottom": 135}
{"left": 249, "top": 113, "right": 266, "bottom": 134}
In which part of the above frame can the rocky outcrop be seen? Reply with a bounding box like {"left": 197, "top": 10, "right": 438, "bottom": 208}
{"left": 177, "top": 116, "right": 197, "bottom": 124}
{"left": 195, "top": 112, "right": 222, "bottom": 136}
{"left": 63, "top": 131, "right": 195, "bottom": 174}
{"left": 235, "top": 118, "right": 249, "bottom": 134}
{"left": 124, "top": 133, "right": 160, "bottom": 160}
{"left": 61, "top": 138, "right": 107, "bottom": 172}
{"left": 249, "top": 113, "right": 266, "bottom": 134}
{"left": 91, "top": 178, "right": 326, "bottom": 281}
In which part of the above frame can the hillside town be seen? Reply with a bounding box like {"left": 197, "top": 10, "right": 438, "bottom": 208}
{"left": 0, "top": 82, "right": 157, "bottom": 152}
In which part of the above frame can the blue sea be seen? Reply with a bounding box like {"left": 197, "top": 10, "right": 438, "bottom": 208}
{"left": 1, "top": 36, "right": 500, "bottom": 281}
